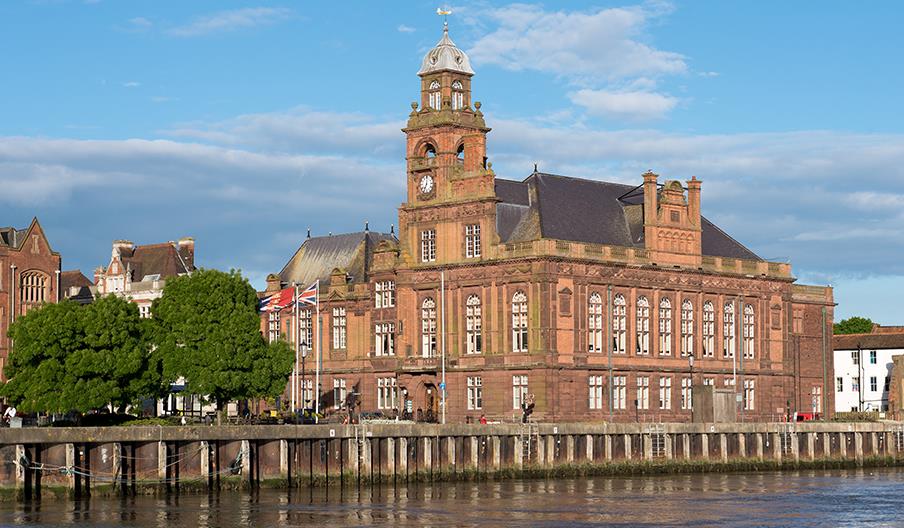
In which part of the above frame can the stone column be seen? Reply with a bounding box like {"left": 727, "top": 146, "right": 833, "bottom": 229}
{"left": 822, "top": 433, "right": 831, "bottom": 458}
{"left": 854, "top": 432, "right": 864, "bottom": 465}
{"left": 772, "top": 433, "right": 782, "bottom": 460}
{"left": 790, "top": 433, "right": 800, "bottom": 462}
{"left": 15, "top": 445, "right": 26, "bottom": 490}
{"left": 719, "top": 434, "right": 728, "bottom": 462}
{"left": 807, "top": 433, "right": 816, "bottom": 460}
{"left": 422, "top": 437, "right": 432, "bottom": 476}
{"left": 385, "top": 438, "right": 395, "bottom": 480}
{"left": 546, "top": 435, "right": 556, "bottom": 466}
{"left": 737, "top": 433, "right": 746, "bottom": 459}
{"left": 701, "top": 434, "right": 710, "bottom": 460}
{"left": 65, "top": 443, "right": 76, "bottom": 490}
{"left": 240, "top": 440, "right": 252, "bottom": 484}
{"left": 643, "top": 434, "right": 653, "bottom": 460}
{"left": 111, "top": 443, "right": 122, "bottom": 487}
{"left": 469, "top": 437, "right": 479, "bottom": 469}
{"left": 840, "top": 433, "right": 847, "bottom": 459}
{"left": 683, "top": 434, "right": 691, "bottom": 460}
{"left": 514, "top": 435, "right": 524, "bottom": 469}
{"left": 279, "top": 440, "right": 289, "bottom": 481}
{"left": 585, "top": 435, "right": 594, "bottom": 462}
{"left": 664, "top": 434, "right": 673, "bottom": 460}
{"left": 492, "top": 437, "right": 501, "bottom": 470}
{"left": 157, "top": 441, "right": 168, "bottom": 481}
{"left": 398, "top": 437, "right": 408, "bottom": 477}
{"left": 537, "top": 436, "right": 547, "bottom": 466}
{"left": 200, "top": 441, "right": 211, "bottom": 486}
{"left": 871, "top": 432, "right": 879, "bottom": 457}
{"left": 624, "top": 435, "right": 632, "bottom": 461}
{"left": 755, "top": 433, "right": 764, "bottom": 459}
{"left": 605, "top": 435, "right": 613, "bottom": 461}
{"left": 447, "top": 437, "right": 456, "bottom": 473}
{"left": 565, "top": 435, "right": 575, "bottom": 463}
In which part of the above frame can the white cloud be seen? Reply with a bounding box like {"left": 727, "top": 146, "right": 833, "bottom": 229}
{"left": 468, "top": 3, "right": 685, "bottom": 81}
{"left": 168, "top": 7, "right": 291, "bottom": 37}
{"left": 397, "top": 24, "right": 416, "bottom": 33}
{"left": 122, "top": 81, "right": 141, "bottom": 88}
{"left": 569, "top": 88, "right": 678, "bottom": 120}
{"left": 128, "top": 16, "right": 152, "bottom": 28}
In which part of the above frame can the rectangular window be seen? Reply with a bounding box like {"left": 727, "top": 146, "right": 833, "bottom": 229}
{"left": 466, "top": 296, "right": 482, "bottom": 354}
{"left": 374, "top": 322, "right": 395, "bottom": 356}
{"left": 467, "top": 376, "right": 483, "bottom": 410}
{"left": 870, "top": 376, "right": 878, "bottom": 392}
{"left": 613, "top": 376, "right": 627, "bottom": 410}
{"left": 589, "top": 375, "right": 604, "bottom": 410}
{"left": 268, "top": 311, "right": 280, "bottom": 343}
{"left": 659, "top": 377, "right": 672, "bottom": 410}
{"left": 332, "top": 307, "right": 347, "bottom": 349}
{"left": 377, "top": 377, "right": 397, "bottom": 410}
{"left": 723, "top": 302, "right": 735, "bottom": 359}
{"left": 681, "top": 377, "right": 692, "bottom": 410}
{"left": 743, "top": 379, "right": 755, "bottom": 410}
{"left": 636, "top": 376, "right": 649, "bottom": 410}
{"left": 333, "top": 378, "right": 347, "bottom": 410}
{"left": 852, "top": 350, "right": 860, "bottom": 365}
{"left": 139, "top": 304, "right": 151, "bottom": 319}
{"left": 870, "top": 350, "right": 877, "bottom": 364}
{"left": 852, "top": 377, "right": 860, "bottom": 392}
{"left": 299, "top": 309, "right": 313, "bottom": 348}
{"left": 375, "top": 280, "right": 395, "bottom": 308}
{"left": 301, "top": 379, "right": 313, "bottom": 407}
{"left": 836, "top": 376, "right": 843, "bottom": 393}
{"left": 513, "top": 375, "right": 528, "bottom": 410}
{"left": 613, "top": 296, "right": 626, "bottom": 353}
{"left": 813, "top": 386, "right": 822, "bottom": 414}
{"left": 420, "top": 229, "right": 436, "bottom": 263}
{"left": 465, "top": 224, "right": 481, "bottom": 258}
{"left": 703, "top": 378, "right": 715, "bottom": 386}
{"left": 724, "top": 378, "right": 736, "bottom": 387}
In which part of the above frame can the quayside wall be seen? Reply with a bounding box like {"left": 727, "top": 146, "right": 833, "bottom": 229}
{"left": 2, "top": 422, "right": 903, "bottom": 499}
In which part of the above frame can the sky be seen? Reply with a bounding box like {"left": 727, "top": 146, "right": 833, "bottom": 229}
{"left": 2, "top": 1, "right": 904, "bottom": 323}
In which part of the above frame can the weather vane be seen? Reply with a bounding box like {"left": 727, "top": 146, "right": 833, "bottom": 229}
{"left": 436, "top": 6, "right": 452, "bottom": 27}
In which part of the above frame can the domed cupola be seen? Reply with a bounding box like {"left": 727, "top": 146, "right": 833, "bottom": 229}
{"left": 418, "top": 23, "right": 474, "bottom": 76}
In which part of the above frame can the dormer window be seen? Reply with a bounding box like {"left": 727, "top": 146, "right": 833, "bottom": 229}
{"left": 452, "top": 80, "right": 464, "bottom": 110}
{"left": 428, "top": 80, "right": 441, "bottom": 110}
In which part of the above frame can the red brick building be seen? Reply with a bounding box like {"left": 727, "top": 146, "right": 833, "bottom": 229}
{"left": 262, "top": 26, "right": 835, "bottom": 423}
{"left": 0, "top": 218, "right": 62, "bottom": 377}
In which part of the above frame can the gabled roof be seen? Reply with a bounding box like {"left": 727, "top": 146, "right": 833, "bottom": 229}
{"left": 0, "top": 218, "right": 58, "bottom": 255}
{"left": 279, "top": 231, "right": 397, "bottom": 287}
{"left": 61, "top": 270, "right": 93, "bottom": 290}
{"left": 834, "top": 332, "right": 904, "bottom": 351}
{"left": 120, "top": 243, "right": 194, "bottom": 280}
{"left": 494, "top": 172, "right": 761, "bottom": 261}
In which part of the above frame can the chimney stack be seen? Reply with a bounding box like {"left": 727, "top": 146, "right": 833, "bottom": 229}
{"left": 686, "top": 176, "right": 701, "bottom": 226}
{"left": 642, "top": 170, "right": 659, "bottom": 227}
{"left": 177, "top": 237, "right": 195, "bottom": 268}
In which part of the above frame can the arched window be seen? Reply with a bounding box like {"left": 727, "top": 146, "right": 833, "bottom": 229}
{"left": 421, "top": 298, "right": 437, "bottom": 358}
{"left": 613, "top": 294, "right": 626, "bottom": 354}
{"left": 423, "top": 143, "right": 437, "bottom": 158}
{"left": 466, "top": 295, "right": 482, "bottom": 354}
{"left": 636, "top": 296, "right": 650, "bottom": 355}
{"left": 451, "top": 80, "right": 464, "bottom": 109}
{"left": 723, "top": 302, "right": 735, "bottom": 358}
{"left": 456, "top": 143, "right": 465, "bottom": 162}
{"left": 428, "top": 80, "right": 441, "bottom": 110}
{"left": 20, "top": 271, "right": 48, "bottom": 310}
{"left": 659, "top": 297, "right": 672, "bottom": 356}
{"left": 512, "top": 290, "right": 528, "bottom": 352}
{"left": 702, "top": 301, "right": 715, "bottom": 357}
{"left": 588, "top": 292, "right": 603, "bottom": 353}
{"left": 680, "top": 300, "right": 694, "bottom": 357}
{"left": 743, "top": 304, "right": 755, "bottom": 359}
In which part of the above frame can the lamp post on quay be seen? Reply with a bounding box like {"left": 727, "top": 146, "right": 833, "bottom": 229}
{"left": 688, "top": 351, "right": 695, "bottom": 415}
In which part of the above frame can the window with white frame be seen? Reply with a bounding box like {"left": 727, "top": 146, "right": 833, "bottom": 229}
{"left": 637, "top": 376, "right": 650, "bottom": 410}
{"left": 681, "top": 300, "right": 693, "bottom": 357}
{"left": 813, "top": 386, "right": 822, "bottom": 414}
{"left": 852, "top": 350, "right": 860, "bottom": 365}
{"left": 743, "top": 379, "right": 755, "bottom": 410}
{"left": 299, "top": 309, "right": 313, "bottom": 348}
{"left": 852, "top": 376, "right": 860, "bottom": 392}
{"left": 451, "top": 80, "right": 464, "bottom": 110}
{"left": 703, "top": 378, "right": 715, "bottom": 386}
{"left": 333, "top": 378, "right": 347, "bottom": 410}
{"left": 466, "top": 294, "right": 482, "bottom": 354}
{"left": 614, "top": 376, "right": 627, "bottom": 410}
{"left": 21, "top": 271, "right": 48, "bottom": 304}
{"left": 421, "top": 298, "right": 437, "bottom": 357}
{"left": 589, "top": 375, "right": 604, "bottom": 410}
{"left": 467, "top": 376, "right": 483, "bottom": 410}
{"left": 702, "top": 301, "right": 715, "bottom": 357}
{"left": 681, "top": 378, "right": 692, "bottom": 410}
{"left": 428, "top": 80, "right": 441, "bottom": 109}
{"left": 332, "top": 307, "right": 346, "bottom": 349}
{"left": 375, "top": 322, "right": 395, "bottom": 356}
{"left": 659, "top": 297, "right": 672, "bottom": 356}
{"left": 724, "top": 378, "right": 736, "bottom": 388}
{"left": 465, "top": 224, "right": 481, "bottom": 258}
{"left": 589, "top": 292, "right": 604, "bottom": 353}
{"left": 870, "top": 376, "right": 878, "bottom": 392}
{"left": 377, "top": 377, "right": 397, "bottom": 410}
{"left": 512, "top": 291, "right": 528, "bottom": 352}
{"left": 513, "top": 375, "right": 528, "bottom": 409}
{"left": 659, "top": 377, "right": 672, "bottom": 410}
{"left": 301, "top": 379, "right": 313, "bottom": 406}
{"left": 613, "top": 294, "right": 626, "bottom": 353}
{"left": 723, "top": 302, "right": 735, "bottom": 358}
{"left": 138, "top": 304, "right": 151, "bottom": 318}
{"left": 375, "top": 280, "right": 395, "bottom": 308}
{"left": 743, "top": 304, "right": 755, "bottom": 359}
{"left": 421, "top": 229, "right": 436, "bottom": 262}
{"left": 268, "top": 311, "right": 280, "bottom": 343}
{"left": 870, "top": 350, "right": 877, "bottom": 364}
{"left": 636, "top": 296, "right": 650, "bottom": 355}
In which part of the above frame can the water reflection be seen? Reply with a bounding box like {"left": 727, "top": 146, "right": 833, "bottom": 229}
{"left": 1, "top": 469, "right": 904, "bottom": 526}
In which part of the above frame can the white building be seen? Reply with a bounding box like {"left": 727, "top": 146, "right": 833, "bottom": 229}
{"left": 833, "top": 329, "right": 904, "bottom": 413}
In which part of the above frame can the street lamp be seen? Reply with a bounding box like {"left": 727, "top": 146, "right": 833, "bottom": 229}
{"left": 688, "top": 351, "right": 695, "bottom": 415}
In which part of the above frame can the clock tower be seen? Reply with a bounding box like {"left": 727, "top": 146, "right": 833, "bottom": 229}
{"left": 399, "top": 23, "right": 496, "bottom": 266}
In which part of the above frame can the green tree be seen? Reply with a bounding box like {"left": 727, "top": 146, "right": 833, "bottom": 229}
{"left": 151, "top": 269, "right": 293, "bottom": 422}
{"left": 1, "top": 296, "right": 164, "bottom": 413}
{"left": 834, "top": 316, "right": 874, "bottom": 335}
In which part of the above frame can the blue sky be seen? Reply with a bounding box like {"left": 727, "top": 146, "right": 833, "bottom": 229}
{"left": 2, "top": 1, "right": 904, "bottom": 323}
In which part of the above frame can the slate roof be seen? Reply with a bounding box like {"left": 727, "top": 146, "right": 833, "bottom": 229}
{"left": 0, "top": 227, "right": 29, "bottom": 249}
{"left": 834, "top": 333, "right": 904, "bottom": 351}
{"left": 61, "top": 270, "right": 94, "bottom": 304}
{"left": 495, "top": 172, "right": 761, "bottom": 261}
{"left": 120, "top": 243, "right": 195, "bottom": 280}
{"left": 279, "top": 231, "right": 397, "bottom": 287}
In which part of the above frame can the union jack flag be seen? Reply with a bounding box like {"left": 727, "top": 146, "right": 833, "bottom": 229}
{"left": 259, "top": 287, "right": 294, "bottom": 312}
{"left": 296, "top": 281, "right": 318, "bottom": 306}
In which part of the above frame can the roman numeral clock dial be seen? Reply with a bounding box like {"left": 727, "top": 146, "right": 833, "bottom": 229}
{"left": 419, "top": 174, "right": 434, "bottom": 197}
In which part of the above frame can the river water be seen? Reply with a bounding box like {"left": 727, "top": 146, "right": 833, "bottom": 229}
{"left": 2, "top": 468, "right": 902, "bottom": 527}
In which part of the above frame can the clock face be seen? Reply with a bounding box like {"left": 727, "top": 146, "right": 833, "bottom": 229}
{"left": 419, "top": 174, "right": 434, "bottom": 195}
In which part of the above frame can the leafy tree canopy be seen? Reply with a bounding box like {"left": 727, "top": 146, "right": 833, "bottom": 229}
{"left": 151, "top": 269, "right": 293, "bottom": 412}
{"left": 2, "top": 296, "right": 165, "bottom": 413}
{"left": 834, "top": 316, "right": 875, "bottom": 335}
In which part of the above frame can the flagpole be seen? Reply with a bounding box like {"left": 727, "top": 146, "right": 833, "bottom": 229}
{"left": 294, "top": 283, "right": 300, "bottom": 413}
{"left": 315, "top": 280, "right": 321, "bottom": 423}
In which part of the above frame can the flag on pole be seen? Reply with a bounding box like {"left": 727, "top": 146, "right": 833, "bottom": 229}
{"left": 259, "top": 287, "right": 295, "bottom": 312}
{"left": 437, "top": 7, "right": 452, "bottom": 15}
{"left": 296, "top": 281, "right": 318, "bottom": 306}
